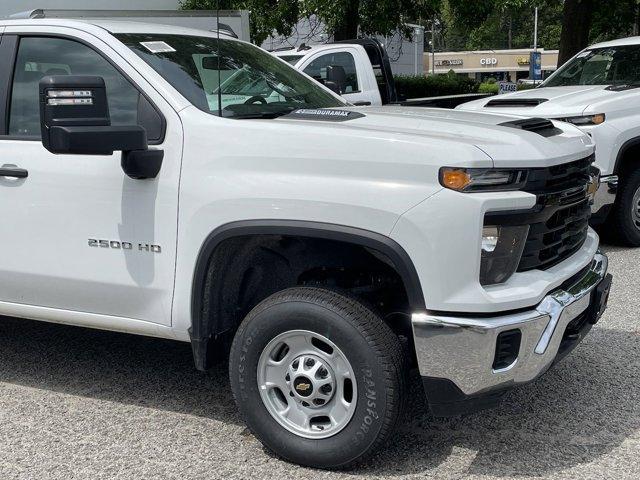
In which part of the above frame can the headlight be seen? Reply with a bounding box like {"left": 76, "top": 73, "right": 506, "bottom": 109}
{"left": 480, "top": 225, "right": 529, "bottom": 286}
{"left": 440, "top": 167, "right": 527, "bottom": 192}
{"left": 560, "top": 113, "right": 605, "bottom": 126}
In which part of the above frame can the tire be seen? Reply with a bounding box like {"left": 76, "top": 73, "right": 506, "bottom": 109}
{"left": 229, "top": 287, "right": 407, "bottom": 469}
{"left": 609, "top": 168, "right": 640, "bottom": 246}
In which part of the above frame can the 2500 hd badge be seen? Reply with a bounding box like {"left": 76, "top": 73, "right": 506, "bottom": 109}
{"left": 88, "top": 239, "right": 162, "bottom": 253}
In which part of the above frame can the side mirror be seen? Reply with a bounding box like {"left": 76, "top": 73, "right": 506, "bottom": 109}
{"left": 39, "top": 75, "right": 163, "bottom": 179}
{"left": 202, "top": 56, "right": 233, "bottom": 70}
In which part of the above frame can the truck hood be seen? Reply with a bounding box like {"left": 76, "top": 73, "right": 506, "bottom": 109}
{"left": 457, "top": 85, "right": 617, "bottom": 117}
{"left": 274, "top": 106, "right": 594, "bottom": 168}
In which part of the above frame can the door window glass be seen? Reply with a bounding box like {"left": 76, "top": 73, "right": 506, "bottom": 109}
{"left": 303, "top": 52, "right": 359, "bottom": 94}
{"left": 9, "top": 37, "right": 141, "bottom": 137}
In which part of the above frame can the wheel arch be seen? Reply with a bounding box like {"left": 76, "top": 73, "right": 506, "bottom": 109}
{"left": 614, "top": 136, "right": 640, "bottom": 175}
{"left": 189, "top": 220, "right": 425, "bottom": 370}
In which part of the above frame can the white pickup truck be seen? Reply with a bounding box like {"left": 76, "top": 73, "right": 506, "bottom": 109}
{"left": 460, "top": 36, "right": 640, "bottom": 246}
{"left": 272, "top": 39, "right": 488, "bottom": 108}
{"left": 273, "top": 40, "right": 398, "bottom": 106}
{"left": 0, "top": 18, "right": 612, "bottom": 469}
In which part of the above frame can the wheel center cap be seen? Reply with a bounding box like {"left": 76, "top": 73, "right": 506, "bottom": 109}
{"left": 287, "top": 354, "right": 336, "bottom": 406}
{"left": 293, "top": 376, "right": 313, "bottom": 397}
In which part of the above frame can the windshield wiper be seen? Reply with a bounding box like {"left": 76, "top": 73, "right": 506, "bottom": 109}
{"left": 229, "top": 109, "right": 296, "bottom": 120}
{"left": 606, "top": 83, "right": 640, "bottom": 91}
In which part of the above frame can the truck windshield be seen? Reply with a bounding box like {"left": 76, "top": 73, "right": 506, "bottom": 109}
{"left": 543, "top": 45, "right": 640, "bottom": 87}
{"left": 115, "top": 34, "right": 346, "bottom": 118}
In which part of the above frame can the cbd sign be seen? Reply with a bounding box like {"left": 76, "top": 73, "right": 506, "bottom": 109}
{"left": 480, "top": 57, "right": 498, "bottom": 66}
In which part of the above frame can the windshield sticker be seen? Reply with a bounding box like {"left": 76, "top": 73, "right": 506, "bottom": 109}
{"left": 140, "top": 41, "right": 176, "bottom": 54}
{"left": 285, "top": 109, "right": 365, "bottom": 122}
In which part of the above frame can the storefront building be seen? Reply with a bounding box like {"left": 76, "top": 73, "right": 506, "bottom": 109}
{"left": 424, "top": 48, "right": 559, "bottom": 82}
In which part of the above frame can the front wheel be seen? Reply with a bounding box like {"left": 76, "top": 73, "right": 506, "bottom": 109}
{"left": 609, "top": 169, "right": 640, "bottom": 246}
{"left": 229, "top": 287, "right": 407, "bottom": 469}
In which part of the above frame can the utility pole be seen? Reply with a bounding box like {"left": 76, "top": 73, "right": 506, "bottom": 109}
{"left": 533, "top": 7, "right": 539, "bottom": 86}
{"left": 431, "top": 16, "right": 436, "bottom": 75}
{"left": 414, "top": 26, "right": 421, "bottom": 75}
{"left": 534, "top": 7, "right": 538, "bottom": 52}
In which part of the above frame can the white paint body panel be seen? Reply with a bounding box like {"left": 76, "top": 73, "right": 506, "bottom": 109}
{"left": 0, "top": 23, "right": 183, "bottom": 327}
{"left": 392, "top": 189, "right": 600, "bottom": 312}
{"left": 0, "top": 19, "right": 598, "bottom": 339}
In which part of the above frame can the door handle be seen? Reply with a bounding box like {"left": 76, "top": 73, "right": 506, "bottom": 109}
{"left": 0, "top": 167, "right": 28, "bottom": 178}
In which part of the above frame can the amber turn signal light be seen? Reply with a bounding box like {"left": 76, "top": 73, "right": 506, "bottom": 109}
{"left": 440, "top": 169, "right": 472, "bottom": 191}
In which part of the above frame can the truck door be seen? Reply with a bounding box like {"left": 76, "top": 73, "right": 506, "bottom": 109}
{"left": 0, "top": 32, "right": 182, "bottom": 327}
{"left": 299, "top": 47, "right": 382, "bottom": 106}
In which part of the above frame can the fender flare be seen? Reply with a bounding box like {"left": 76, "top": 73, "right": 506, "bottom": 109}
{"left": 614, "top": 136, "right": 640, "bottom": 174}
{"left": 189, "top": 220, "right": 426, "bottom": 370}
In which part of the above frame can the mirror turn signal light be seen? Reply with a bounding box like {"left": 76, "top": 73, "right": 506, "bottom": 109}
{"left": 46, "top": 89, "right": 94, "bottom": 106}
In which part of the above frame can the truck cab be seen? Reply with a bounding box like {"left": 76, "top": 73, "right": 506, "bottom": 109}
{"left": 272, "top": 39, "right": 491, "bottom": 109}
{"left": 272, "top": 39, "right": 398, "bottom": 106}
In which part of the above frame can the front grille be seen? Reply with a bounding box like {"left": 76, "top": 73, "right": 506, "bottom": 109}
{"left": 519, "top": 156, "right": 593, "bottom": 271}
{"left": 486, "top": 155, "right": 594, "bottom": 272}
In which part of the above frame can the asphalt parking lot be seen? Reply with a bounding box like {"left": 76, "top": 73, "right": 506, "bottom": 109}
{"left": 0, "top": 243, "right": 638, "bottom": 480}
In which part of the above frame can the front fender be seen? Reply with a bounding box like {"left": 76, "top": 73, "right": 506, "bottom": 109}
{"left": 185, "top": 219, "right": 426, "bottom": 371}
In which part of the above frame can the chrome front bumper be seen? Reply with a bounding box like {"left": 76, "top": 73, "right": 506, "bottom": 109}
{"left": 412, "top": 253, "right": 610, "bottom": 398}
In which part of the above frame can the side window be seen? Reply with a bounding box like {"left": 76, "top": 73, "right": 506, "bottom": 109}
{"left": 303, "top": 52, "right": 359, "bottom": 94}
{"left": 8, "top": 37, "right": 160, "bottom": 140}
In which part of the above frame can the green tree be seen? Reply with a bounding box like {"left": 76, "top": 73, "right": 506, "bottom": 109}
{"left": 180, "top": 1, "right": 301, "bottom": 45}
{"left": 183, "top": 0, "right": 640, "bottom": 63}
{"left": 181, "top": 0, "right": 440, "bottom": 44}
{"left": 446, "top": 0, "right": 560, "bottom": 50}
{"left": 557, "top": 0, "right": 593, "bottom": 65}
{"left": 313, "top": 0, "right": 440, "bottom": 41}
{"left": 589, "top": 1, "right": 640, "bottom": 44}
{"left": 447, "top": 0, "right": 640, "bottom": 65}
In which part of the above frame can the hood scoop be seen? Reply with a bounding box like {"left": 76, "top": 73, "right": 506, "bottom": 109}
{"left": 499, "top": 118, "right": 562, "bottom": 138}
{"left": 485, "top": 98, "right": 548, "bottom": 107}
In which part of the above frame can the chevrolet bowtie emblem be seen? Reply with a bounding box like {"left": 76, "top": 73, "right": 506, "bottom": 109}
{"left": 296, "top": 383, "right": 311, "bottom": 391}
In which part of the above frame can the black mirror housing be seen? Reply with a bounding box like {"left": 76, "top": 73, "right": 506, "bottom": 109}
{"left": 48, "top": 125, "right": 148, "bottom": 155}
{"left": 39, "top": 75, "right": 147, "bottom": 155}
{"left": 39, "top": 75, "right": 163, "bottom": 179}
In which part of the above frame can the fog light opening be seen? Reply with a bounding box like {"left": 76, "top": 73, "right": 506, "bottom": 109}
{"left": 480, "top": 224, "right": 529, "bottom": 286}
{"left": 493, "top": 329, "right": 522, "bottom": 371}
